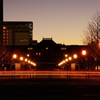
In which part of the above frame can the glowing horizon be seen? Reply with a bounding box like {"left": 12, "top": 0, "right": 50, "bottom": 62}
{"left": 4, "top": 0, "right": 100, "bottom": 45}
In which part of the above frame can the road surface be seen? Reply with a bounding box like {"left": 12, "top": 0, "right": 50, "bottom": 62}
{"left": 0, "top": 78, "right": 100, "bottom": 100}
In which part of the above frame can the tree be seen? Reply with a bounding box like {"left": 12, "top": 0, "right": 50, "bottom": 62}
{"left": 83, "top": 11, "right": 100, "bottom": 69}
{"left": 83, "top": 11, "right": 100, "bottom": 44}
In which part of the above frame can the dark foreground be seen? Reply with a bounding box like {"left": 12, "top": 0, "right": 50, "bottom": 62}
{"left": 0, "top": 78, "right": 100, "bottom": 100}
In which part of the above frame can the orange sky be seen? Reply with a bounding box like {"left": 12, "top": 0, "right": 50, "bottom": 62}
{"left": 4, "top": 0, "right": 100, "bottom": 45}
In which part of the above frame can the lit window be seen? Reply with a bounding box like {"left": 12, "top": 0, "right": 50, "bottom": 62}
{"left": 27, "top": 54, "right": 30, "bottom": 57}
{"left": 20, "top": 39, "right": 28, "bottom": 42}
{"left": 3, "top": 27, "right": 7, "bottom": 29}
{"left": 28, "top": 48, "right": 33, "bottom": 50}
{"left": 61, "top": 48, "right": 66, "bottom": 50}
{"left": 65, "top": 54, "right": 68, "bottom": 57}
{"left": 36, "top": 53, "right": 38, "bottom": 56}
{"left": 46, "top": 47, "right": 48, "bottom": 50}
{"left": 39, "top": 53, "right": 41, "bottom": 56}
{"left": 6, "top": 30, "right": 8, "bottom": 33}
{"left": 36, "top": 53, "right": 41, "bottom": 56}
{"left": 3, "top": 43, "right": 5, "bottom": 45}
{"left": 3, "top": 30, "right": 5, "bottom": 33}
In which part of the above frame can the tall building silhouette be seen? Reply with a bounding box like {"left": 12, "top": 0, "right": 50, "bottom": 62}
{"left": 0, "top": 0, "right": 33, "bottom": 46}
{"left": 3, "top": 21, "right": 33, "bottom": 45}
{"left": 0, "top": 0, "right": 3, "bottom": 22}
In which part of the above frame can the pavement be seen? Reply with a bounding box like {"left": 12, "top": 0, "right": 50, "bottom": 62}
{"left": 0, "top": 78, "right": 100, "bottom": 100}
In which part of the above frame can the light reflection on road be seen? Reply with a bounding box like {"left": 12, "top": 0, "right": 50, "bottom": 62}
{"left": 0, "top": 71, "right": 100, "bottom": 79}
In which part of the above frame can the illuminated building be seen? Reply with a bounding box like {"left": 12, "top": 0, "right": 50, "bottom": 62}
{"left": 1, "top": 21, "right": 33, "bottom": 45}
{"left": 27, "top": 38, "right": 88, "bottom": 70}
{"left": 0, "top": 0, "right": 33, "bottom": 46}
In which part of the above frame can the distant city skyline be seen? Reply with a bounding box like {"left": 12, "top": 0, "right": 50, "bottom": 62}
{"left": 3, "top": 0, "right": 100, "bottom": 45}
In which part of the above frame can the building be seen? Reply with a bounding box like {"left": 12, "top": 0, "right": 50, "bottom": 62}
{"left": 31, "top": 38, "right": 64, "bottom": 70}
{"left": 0, "top": 0, "right": 33, "bottom": 46}
{"left": 0, "top": 21, "right": 33, "bottom": 46}
{"left": 26, "top": 38, "right": 85, "bottom": 70}
{"left": 1, "top": 38, "right": 97, "bottom": 71}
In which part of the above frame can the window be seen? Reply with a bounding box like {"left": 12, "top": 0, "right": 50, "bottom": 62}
{"left": 46, "top": 47, "right": 48, "bottom": 50}
{"left": 61, "top": 47, "right": 66, "bottom": 50}
{"left": 28, "top": 48, "right": 33, "bottom": 50}
{"left": 36, "top": 53, "right": 41, "bottom": 56}
{"left": 3, "top": 27, "right": 7, "bottom": 29}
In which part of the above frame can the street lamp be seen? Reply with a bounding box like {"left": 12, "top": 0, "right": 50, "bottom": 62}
{"left": 65, "top": 54, "right": 68, "bottom": 57}
{"left": 81, "top": 50, "right": 88, "bottom": 70}
{"left": 12, "top": 54, "right": 17, "bottom": 59}
{"left": 68, "top": 57, "right": 72, "bottom": 61}
{"left": 12, "top": 54, "right": 17, "bottom": 70}
{"left": 82, "top": 50, "right": 87, "bottom": 56}
{"left": 73, "top": 54, "right": 78, "bottom": 59}
{"left": 27, "top": 54, "right": 30, "bottom": 57}
{"left": 19, "top": 57, "right": 24, "bottom": 61}
{"left": 28, "top": 60, "right": 31, "bottom": 63}
{"left": 25, "top": 58, "right": 28, "bottom": 62}
{"left": 65, "top": 59, "right": 68, "bottom": 62}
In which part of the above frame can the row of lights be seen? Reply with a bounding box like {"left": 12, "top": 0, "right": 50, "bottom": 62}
{"left": 12, "top": 54, "right": 36, "bottom": 66}
{"left": 58, "top": 54, "right": 78, "bottom": 66}
{"left": 58, "top": 50, "right": 87, "bottom": 66}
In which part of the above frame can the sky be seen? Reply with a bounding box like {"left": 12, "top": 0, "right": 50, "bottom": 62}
{"left": 3, "top": 0, "right": 100, "bottom": 45}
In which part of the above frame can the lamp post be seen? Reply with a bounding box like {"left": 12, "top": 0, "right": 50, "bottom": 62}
{"left": 13, "top": 54, "right": 17, "bottom": 59}
{"left": 73, "top": 54, "right": 77, "bottom": 59}
{"left": 81, "top": 50, "right": 87, "bottom": 70}
{"left": 12, "top": 54, "right": 17, "bottom": 70}
{"left": 68, "top": 57, "right": 72, "bottom": 61}
{"left": 65, "top": 54, "right": 68, "bottom": 58}
{"left": 82, "top": 50, "right": 87, "bottom": 56}
{"left": 19, "top": 56, "right": 24, "bottom": 70}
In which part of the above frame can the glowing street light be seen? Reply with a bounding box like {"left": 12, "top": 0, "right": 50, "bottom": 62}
{"left": 25, "top": 58, "right": 28, "bottom": 62}
{"left": 20, "top": 57, "right": 24, "bottom": 61}
{"left": 12, "top": 54, "right": 17, "bottom": 59}
{"left": 65, "top": 54, "right": 68, "bottom": 57}
{"left": 68, "top": 57, "right": 72, "bottom": 60}
{"left": 63, "top": 60, "right": 66, "bottom": 63}
{"left": 82, "top": 50, "right": 87, "bottom": 55}
{"left": 28, "top": 60, "right": 31, "bottom": 63}
{"left": 65, "top": 59, "right": 68, "bottom": 62}
{"left": 27, "top": 54, "right": 30, "bottom": 57}
{"left": 73, "top": 54, "right": 78, "bottom": 59}
{"left": 33, "top": 63, "right": 36, "bottom": 66}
